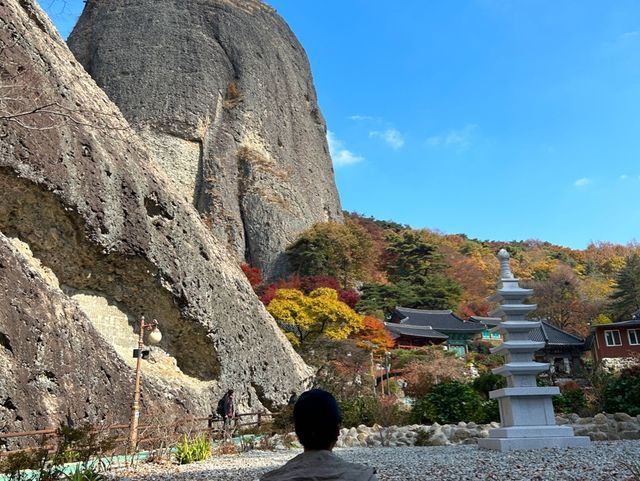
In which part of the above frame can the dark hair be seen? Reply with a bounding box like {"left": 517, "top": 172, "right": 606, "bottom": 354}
{"left": 228, "top": 389, "right": 234, "bottom": 395}
{"left": 293, "top": 389, "right": 342, "bottom": 450}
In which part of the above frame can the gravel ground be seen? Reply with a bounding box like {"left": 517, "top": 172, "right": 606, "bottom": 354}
{"left": 118, "top": 441, "right": 640, "bottom": 481}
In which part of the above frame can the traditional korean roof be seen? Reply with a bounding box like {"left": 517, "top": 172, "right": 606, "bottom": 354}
{"left": 530, "top": 321, "right": 585, "bottom": 347}
{"left": 391, "top": 307, "right": 485, "bottom": 333}
{"left": 591, "top": 319, "right": 640, "bottom": 329}
{"left": 469, "top": 316, "right": 501, "bottom": 327}
{"left": 384, "top": 322, "right": 449, "bottom": 340}
{"left": 468, "top": 317, "right": 586, "bottom": 348}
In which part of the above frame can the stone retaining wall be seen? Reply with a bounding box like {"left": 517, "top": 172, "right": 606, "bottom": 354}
{"left": 327, "top": 413, "right": 640, "bottom": 448}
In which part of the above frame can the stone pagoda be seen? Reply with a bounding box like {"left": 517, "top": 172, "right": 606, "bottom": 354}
{"left": 478, "top": 249, "right": 591, "bottom": 451}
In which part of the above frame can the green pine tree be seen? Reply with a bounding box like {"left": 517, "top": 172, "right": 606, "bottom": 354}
{"left": 607, "top": 253, "right": 640, "bottom": 321}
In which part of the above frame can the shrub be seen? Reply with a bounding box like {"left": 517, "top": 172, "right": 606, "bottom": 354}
{"left": 271, "top": 405, "right": 295, "bottom": 434}
{"left": 478, "top": 399, "right": 500, "bottom": 423}
{"left": 602, "top": 370, "right": 640, "bottom": 416}
{"left": 0, "top": 424, "right": 114, "bottom": 481}
{"left": 553, "top": 381, "right": 587, "bottom": 414}
{"left": 339, "top": 396, "right": 378, "bottom": 428}
{"left": 399, "top": 346, "right": 467, "bottom": 398}
{"left": 472, "top": 372, "right": 506, "bottom": 398}
{"left": 411, "top": 380, "right": 484, "bottom": 424}
{"left": 174, "top": 434, "right": 211, "bottom": 464}
{"left": 414, "top": 429, "right": 431, "bottom": 446}
{"left": 339, "top": 395, "right": 408, "bottom": 428}
{"left": 369, "top": 395, "right": 407, "bottom": 427}
{"left": 63, "top": 466, "right": 107, "bottom": 481}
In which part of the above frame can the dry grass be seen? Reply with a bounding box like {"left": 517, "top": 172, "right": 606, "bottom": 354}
{"left": 223, "top": 82, "right": 243, "bottom": 109}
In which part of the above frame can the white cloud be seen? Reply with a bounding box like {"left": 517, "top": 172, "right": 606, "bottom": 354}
{"left": 574, "top": 178, "right": 591, "bottom": 187}
{"left": 327, "top": 131, "right": 363, "bottom": 166}
{"left": 348, "top": 115, "right": 376, "bottom": 121}
{"left": 621, "top": 31, "right": 640, "bottom": 39}
{"left": 426, "top": 124, "right": 477, "bottom": 149}
{"left": 369, "top": 128, "right": 405, "bottom": 149}
{"left": 620, "top": 174, "right": 629, "bottom": 180}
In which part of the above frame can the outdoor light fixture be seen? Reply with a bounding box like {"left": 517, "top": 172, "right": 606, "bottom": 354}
{"left": 147, "top": 326, "right": 162, "bottom": 345}
{"left": 128, "top": 316, "right": 161, "bottom": 452}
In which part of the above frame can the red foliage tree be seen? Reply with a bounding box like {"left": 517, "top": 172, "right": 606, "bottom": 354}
{"left": 338, "top": 288, "right": 360, "bottom": 309}
{"left": 240, "top": 263, "right": 262, "bottom": 290}
{"left": 260, "top": 274, "right": 360, "bottom": 308}
{"left": 459, "top": 301, "right": 490, "bottom": 319}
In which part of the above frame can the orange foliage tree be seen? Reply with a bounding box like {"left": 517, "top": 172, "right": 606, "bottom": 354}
{"left": 353, "top": 316, "right": 395, "bottom": 355}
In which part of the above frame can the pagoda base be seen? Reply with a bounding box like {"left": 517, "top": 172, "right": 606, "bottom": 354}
{"left": 478, "top": 435, "right": 591, "bottom": 451}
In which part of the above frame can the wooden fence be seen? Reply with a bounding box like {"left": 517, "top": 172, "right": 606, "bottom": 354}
{"left": 0, "top": 410, "right": 275, "bottom": 456}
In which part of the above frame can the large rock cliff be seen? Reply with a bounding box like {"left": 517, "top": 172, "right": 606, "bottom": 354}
{"left": 68, "top": 0, "right": 343, "bottom": 279}
{"left": 0, "top": 0, "right": 312, "bottom": 437}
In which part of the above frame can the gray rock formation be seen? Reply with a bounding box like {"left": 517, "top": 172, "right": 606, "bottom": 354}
{"left": 0, "top": 0, "right": 312, "bottom": 436}
{"left": 68, "top": 0, "right": 343, "bottom": 280}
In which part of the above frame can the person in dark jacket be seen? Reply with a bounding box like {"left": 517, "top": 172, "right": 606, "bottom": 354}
{"left": 222, "top": 389, "right": 235, "bottom": 439}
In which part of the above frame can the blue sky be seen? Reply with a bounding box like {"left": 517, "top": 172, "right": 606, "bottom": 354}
{"left": 42, "top": 0, "right": 640, "bottom": 249}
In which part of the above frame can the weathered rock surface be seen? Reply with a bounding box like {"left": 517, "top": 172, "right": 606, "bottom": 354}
{"left": 68, "top": 0, "right": 343, "bottom": 279}
{"left": 0, "top": 0, "right": 312, "bottom": 437}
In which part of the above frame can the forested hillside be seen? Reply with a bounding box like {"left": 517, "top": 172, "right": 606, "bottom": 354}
{"left": 246, "top": 212, "right": 640, "bottom": 338}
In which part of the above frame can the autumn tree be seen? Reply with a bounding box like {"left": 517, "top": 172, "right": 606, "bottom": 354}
{"left": 400, "top": 348, "right": 467, "bottom": 398}
{"left": 240, "top": 263, "right": 262, "bottom": 290}
{"left": 260, "top": 274, "right": 360, "bottom": 308}
{"left": 356, "top": 230, "right": 463, "bottom": 313}
{"left": 353, "top": 316, "right": 395, "bottom": 355}
{"left": 267, "top": 288, "right": 364, "bottom": 346}
{"left": 607, "top": 253, "right": 640, "bottom": 321}
{"left": 530, "top": 265, "right": 597, "bottom": 335}
{"left": 285, "top": 220, "right": 374, "bottom": 287}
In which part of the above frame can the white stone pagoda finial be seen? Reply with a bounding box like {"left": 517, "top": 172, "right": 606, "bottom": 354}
{"left": 497, "top": 248, "right": 514, "bottom": 279}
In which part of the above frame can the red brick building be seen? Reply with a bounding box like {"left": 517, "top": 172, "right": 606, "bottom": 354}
{"left": 591, "top": 319, "right": 640, "bottom": 363}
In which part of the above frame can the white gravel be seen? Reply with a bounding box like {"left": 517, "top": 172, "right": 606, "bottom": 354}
{"left": 117, "top": 441, "right": 640, "bottom": 481}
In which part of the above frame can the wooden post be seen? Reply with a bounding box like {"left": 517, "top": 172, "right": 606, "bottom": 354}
{"left": 128, "top": 316, "right": 145, "bottom": 452}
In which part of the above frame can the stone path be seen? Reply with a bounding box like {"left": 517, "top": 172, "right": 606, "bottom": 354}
{"left": 119, "top": 440, "right": 640, "bottom": 481}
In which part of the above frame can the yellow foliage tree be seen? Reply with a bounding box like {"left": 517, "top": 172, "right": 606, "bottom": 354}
{"left": 267, "top": 288, "right": 364, "bottom": 346}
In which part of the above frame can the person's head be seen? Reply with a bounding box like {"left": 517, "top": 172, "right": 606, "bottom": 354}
{"left": 293, "top": 389, "right": 342, "bottom": 451}
{"left": 227, "top": 389, "right": 234, "bottom": 396}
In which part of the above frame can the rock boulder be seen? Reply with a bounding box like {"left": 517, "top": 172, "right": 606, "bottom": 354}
{"left": 68, "top": 0, "right": 343, "bottom": 279}
{"left": 0, "top": 0, "right": 312, "bottom": 437}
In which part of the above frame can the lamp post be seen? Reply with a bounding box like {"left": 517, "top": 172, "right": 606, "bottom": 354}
{"left": 384, "top": 352, "right": 392, "bottom": 395}
{"left": 128, "top": 316, "right": 162, "bottom": 452}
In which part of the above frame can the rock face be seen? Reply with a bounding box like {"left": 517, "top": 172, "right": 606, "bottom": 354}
{"left": 0, "top": 0, "right": 312, "bottom": 437}
{"left": 68, "top": 0, "right": 343, "bottom": 279}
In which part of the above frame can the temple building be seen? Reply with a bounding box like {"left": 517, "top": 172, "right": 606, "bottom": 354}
{"left": 384, "top": 307, "right": 484, "bottom": 356}
{"left": 470, "top": 316, "right": 587, "bottom": 375}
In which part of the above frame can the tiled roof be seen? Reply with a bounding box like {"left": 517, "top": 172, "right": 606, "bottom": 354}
{"left": 392, "top": 307, "right": 485, "bottom": 333}
{"left": 592, "top": 319, "right": 640, "bottom": 329}
{"left": 531, "top": 321, "right": 585, "bottom": 346}
{"left": 467, "top": 317, "right": 586, "bottom": 348}
{"left": 384, "top": 322, "right": 449, "bottom": 340}
{"left": 469, "top": 316, "right": 501, "bottom": 327}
